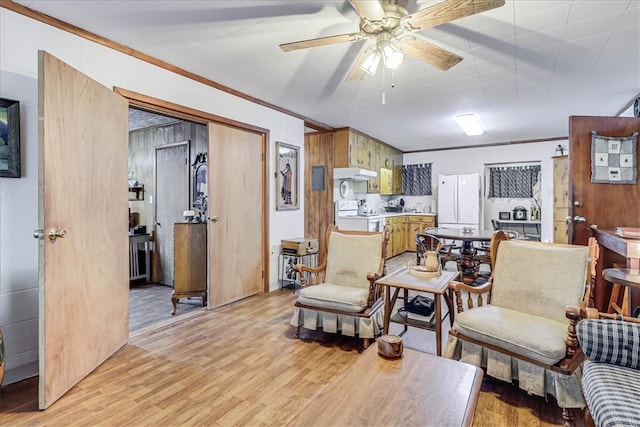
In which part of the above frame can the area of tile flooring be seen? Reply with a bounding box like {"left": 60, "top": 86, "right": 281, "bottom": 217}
{"left": 129, "top": 282, "right": 204, "bottom": 333}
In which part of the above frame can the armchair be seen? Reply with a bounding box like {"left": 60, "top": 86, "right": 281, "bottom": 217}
{"left": 445, "top": 237, "right": 599, "bottom": 425}
{"left": 290, "top": 225, "right": 388, "bottom": 349}
{"left": 576, "top": 308, "right": 640, "bottom": 427}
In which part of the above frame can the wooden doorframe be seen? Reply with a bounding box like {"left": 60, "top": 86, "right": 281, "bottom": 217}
{"left": 114, "top": 87, "right": 270, "bottom": 294}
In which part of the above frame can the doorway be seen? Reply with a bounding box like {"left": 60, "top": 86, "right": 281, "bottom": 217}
{"left": 127, "top": 107, "right": 207, "bottom": 333}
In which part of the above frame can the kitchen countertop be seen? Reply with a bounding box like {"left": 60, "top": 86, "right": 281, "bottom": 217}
{"left": 354, "top": 212, "right": 437, "bottom": 219}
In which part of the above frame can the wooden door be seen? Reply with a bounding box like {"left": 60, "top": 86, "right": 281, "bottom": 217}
{"left": 38, "top": 51, "right": 129, "bottom": 409}
{"left": 570, "top": 116, "right": 640, "bottom": 244}
{"left": 154, "top": 142, "right": 190, "bottom": 286}
{"left": 569, "top": 116, "right": 640, "bottom": 309}
{"left": 207, "top": 123, "right": 265, "bottom": 307}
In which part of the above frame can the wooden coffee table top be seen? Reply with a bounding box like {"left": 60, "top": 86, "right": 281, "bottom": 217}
{"left": 288, "top": 342, "right": 483, "bottom": 427}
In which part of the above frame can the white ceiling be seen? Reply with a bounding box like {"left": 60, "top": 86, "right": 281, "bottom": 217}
{"left": 14, "top": 0, "right": 640, "bottom": 151}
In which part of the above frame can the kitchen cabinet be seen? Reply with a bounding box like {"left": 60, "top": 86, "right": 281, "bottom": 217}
{"left": 553, "top": 155, "right": 569, "bottom": 243}
{"left": 172, "top": 222, "right": 207, "bottom": 314}
{"left": 333, "top": 128, "right": 402, "bottom": 194}
{"left": 385, "top": 216, "right": 405, "bottom": 258}
{"left": 405, "top": 215, "right": 437, "bottom": 252}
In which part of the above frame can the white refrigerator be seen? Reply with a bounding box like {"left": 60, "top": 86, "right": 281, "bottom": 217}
{"left": 437, "top": 173, "right": 481, "bottom": 229}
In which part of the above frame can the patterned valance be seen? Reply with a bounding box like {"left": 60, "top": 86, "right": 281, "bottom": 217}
{"left": 488, "top": 165, "right": 541, "bottom": 198}
{"left": 402, "top": 163, "right": 432, "bottom": 196}
{"left": 591, "top": 131, "right": 637, "bottom": 184}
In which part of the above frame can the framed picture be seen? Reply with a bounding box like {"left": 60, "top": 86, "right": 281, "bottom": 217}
{"left": 276, "top": 142, "right": 299, "bottom": 210}
{"left": 499, "top": 212, "right": 510, "bottom": 220}
{"left": 0, "top": 97, "right": 21, "bottom": 178}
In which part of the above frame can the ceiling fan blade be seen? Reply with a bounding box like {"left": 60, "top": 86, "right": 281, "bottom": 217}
{"left": 280, "top": 32, "right": 368, "bottom": 52}
{"left": 397, "top": 37, "right": 463, "bottom": 71}
{"left": 403, "top": 0, "right": 505, "bottom": 31}
{"left": 348, "top": 0, "right": 386, "bottom": 22}
{"left": 345, "top": 47, "right": 375, "bottom": 82}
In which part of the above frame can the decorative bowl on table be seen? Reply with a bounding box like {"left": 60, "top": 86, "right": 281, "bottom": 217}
{"left": 407, "top": 262, "right": 441, "bottom": 278}
{"left": 378, "top": 334, "right": 403, "bottom": 359}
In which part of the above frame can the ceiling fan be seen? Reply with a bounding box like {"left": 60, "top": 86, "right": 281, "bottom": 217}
{"left": 279, "top": 0, "right": 506, "bottom": 81}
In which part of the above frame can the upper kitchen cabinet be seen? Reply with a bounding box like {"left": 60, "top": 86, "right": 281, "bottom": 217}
{"left": 334, "top": 128, "right": 402, "bottom": 194}
{"left": 335, "top": 128, "right": 370, "bottom": 169}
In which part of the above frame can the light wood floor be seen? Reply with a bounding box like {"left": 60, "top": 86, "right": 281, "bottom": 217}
{"left": 0, "top": 254, "right": 583, "bottom": 426}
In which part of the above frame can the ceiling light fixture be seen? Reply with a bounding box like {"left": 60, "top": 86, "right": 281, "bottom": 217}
{"left": 360, "top": 34, "right": 404, "bottom": 76}
{"left": 455, "top": 114, "right": 484, "bottom": 136}
{"left": 360, "top": 51, "right": 381, "bottom": 76}
{"left": 382, "top": 44, "right": 403, "bottom": 69}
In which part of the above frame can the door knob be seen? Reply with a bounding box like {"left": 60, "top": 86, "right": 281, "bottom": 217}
{"left": 573, "top": 216, "right": 586, "bottom": 223}
{"left": 210, "top": 215, "right": 220, "bottom": 223}
{"left": 48, "top": 228, "right": 67, "bottom": 241}
{"left": 33, "top": 229, "right": 45, "bottom": 239}
{"left": 154, "top": 221, "right": 161, "bottom": 227}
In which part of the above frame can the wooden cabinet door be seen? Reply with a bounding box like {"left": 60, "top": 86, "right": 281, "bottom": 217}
{"left": 368, "top": 137, "right": 380, "bottom": 193}
{"left": 350, "top": 132, "right": 370, "bottom": 169}
{"left": 553, "top": 155, "right": 569, "bottom": 243}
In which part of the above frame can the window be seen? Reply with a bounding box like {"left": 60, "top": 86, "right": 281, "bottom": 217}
{"left": 402, "top": 163, "right": 432, "bottom": 195}
{"left": 488, "top": 165, "right": 541, "bottom": 198}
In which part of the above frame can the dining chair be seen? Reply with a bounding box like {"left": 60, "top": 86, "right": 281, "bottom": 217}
{"left": 474, "top": 230, "right": 509, "bottom": 283}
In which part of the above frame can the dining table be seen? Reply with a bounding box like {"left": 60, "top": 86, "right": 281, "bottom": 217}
{"left": 425, "top": 227, "right": 495, "bottom": 282}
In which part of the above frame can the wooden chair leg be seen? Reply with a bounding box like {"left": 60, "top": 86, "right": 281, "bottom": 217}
{"left": 562, "top": 407, "right": 575, "bottom": 427}
{"left": 295, "top": 325, "right": 301, "bottom": 338}
{"left": 584, "top": 407, "right": 596, "bottom": 427}
{"left": 363, "top": 338, "right": 370, "bottom": 349}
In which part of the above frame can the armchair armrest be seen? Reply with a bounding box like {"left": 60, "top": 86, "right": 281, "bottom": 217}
{"left": 296, "top": 261, "right": 327, "bottom": 287}
{"left": 448, "top": 280, "right": 493, "bottom": 313}
{"left": 554, "top": 306, "right": 585, "bottom": 375}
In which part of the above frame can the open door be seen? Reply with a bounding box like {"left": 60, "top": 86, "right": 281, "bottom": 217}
{"left": 37, "top": 51, "right": 129, "bottom": 409}
{"left": 208, "top": 122, "right": 265, "bottom": 307}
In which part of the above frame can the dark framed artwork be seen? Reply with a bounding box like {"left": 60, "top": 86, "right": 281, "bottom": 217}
{"left": 276, "top": 142, "right": 299, "bottom": 210}
{"left": 0, "top": 97, "right": 21, "bottom": 178}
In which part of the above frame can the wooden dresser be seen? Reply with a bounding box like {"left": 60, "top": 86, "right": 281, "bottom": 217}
{"left": 172, "top": 222, "right": 207, "bottom": 314}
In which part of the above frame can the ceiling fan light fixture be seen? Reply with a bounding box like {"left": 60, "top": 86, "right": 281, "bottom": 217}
{"left": 455, "top": 114, "right": 484, "bottom": 136}
{"left": 360, "top": 51, "right": 381, "bottom": 76}
{"left": 382, "top": 44, "right": 403, "bottom": 69}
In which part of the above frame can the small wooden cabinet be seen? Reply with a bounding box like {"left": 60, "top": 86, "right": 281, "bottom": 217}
{"left": 172, "top": 222, "right": 207, "bottom": 314}
{"left": 553, "top": 155, "right": 569, "bottom": 243}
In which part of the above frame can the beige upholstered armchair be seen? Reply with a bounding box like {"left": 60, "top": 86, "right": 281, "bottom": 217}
{"left": 445, "top": 237, "right": 599, "bottom": 425}
{"left": 290, "top": 224, "right": 388, "bottom": 349}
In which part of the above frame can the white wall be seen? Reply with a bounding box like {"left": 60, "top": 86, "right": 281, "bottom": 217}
{"left": 0, "top": 8, "right": 304, "bottom": 384}
{"left": 404, "top": 140, "right": 569, "bottom": 242}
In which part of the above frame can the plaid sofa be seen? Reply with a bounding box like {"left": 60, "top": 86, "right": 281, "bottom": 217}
{"left": 577, "top": 319, "right": 640, "bottom": 427}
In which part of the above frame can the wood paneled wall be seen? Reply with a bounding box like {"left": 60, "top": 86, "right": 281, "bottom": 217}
{"left": 304, "top": 132, "right": 334, "bottom": 264}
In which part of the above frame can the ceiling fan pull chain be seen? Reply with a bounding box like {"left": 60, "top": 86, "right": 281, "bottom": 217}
{"left": 381, "top": 66, "right": 386, "bottom": 105}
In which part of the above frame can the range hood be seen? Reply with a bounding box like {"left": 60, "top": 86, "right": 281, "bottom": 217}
{"left": 333, "top": 167, "right": 377, "bottom": 181}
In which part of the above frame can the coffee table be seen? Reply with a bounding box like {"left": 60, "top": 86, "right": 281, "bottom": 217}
{"left": 288, "top": 342, "right": 483, "bottom": 427}
{"left": 376, "top": 267, "right": 459, "bottom": 356}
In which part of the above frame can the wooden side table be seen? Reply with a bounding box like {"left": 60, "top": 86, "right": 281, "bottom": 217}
{"left": 172, "top": 223, "right": 207, "bottom": 314}
{"left": 376, "top": 268, "right": 459, "bottom": 356}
